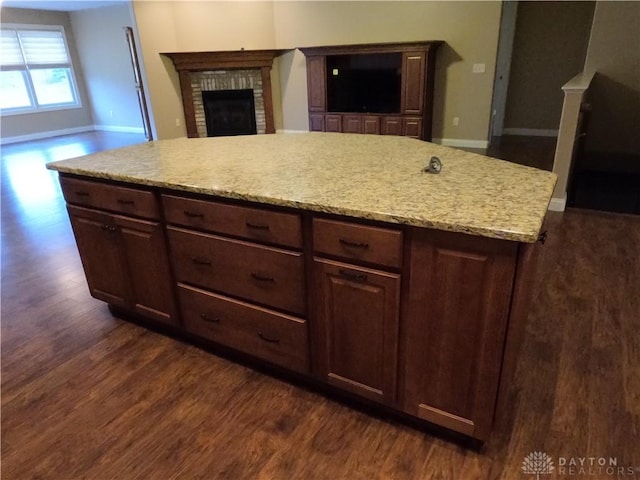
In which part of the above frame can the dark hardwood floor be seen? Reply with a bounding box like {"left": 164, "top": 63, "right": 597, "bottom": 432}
{"left": 2, "top": 132, "right": 639, "bottom": 479}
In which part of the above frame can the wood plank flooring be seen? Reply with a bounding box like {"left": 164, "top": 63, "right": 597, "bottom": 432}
{"left": 2, "top": 132, "right": 639, "bottom": 479}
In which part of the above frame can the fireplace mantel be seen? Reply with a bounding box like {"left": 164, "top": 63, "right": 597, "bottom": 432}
{"left": 162, "top": 50, "right": 290, "bottom": 137}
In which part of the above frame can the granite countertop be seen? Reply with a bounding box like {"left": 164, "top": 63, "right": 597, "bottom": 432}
{"left": 47, "top": 133, "right": 557, "bottom": 243}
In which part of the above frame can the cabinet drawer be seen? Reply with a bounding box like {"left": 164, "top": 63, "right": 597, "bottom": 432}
{"left": 168, "top": 227, "right": 305, "bottom": 315}
{"left": 162, "top": 195, "right": 302, "bottom": 249}
{"left": 60, "top": 176, "right": 159, "bottom": 220}
{"left": 313, "top": 218, "right": 403, "bottom": 269}
{"left": 178, "top": 284, "right": 309, "bottom": 373}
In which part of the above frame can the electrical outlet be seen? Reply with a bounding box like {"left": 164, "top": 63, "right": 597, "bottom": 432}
{"left": 453, "top": 117, "right": 460, "bottom": 127}
{"left": 175, "top": 118, "right": 181, "bottom": 127}
{"left": 472, "top": 63, "right": 486, "bottom": 73}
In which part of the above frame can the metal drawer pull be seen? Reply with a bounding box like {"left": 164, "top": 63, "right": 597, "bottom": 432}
{"left": 100, "top": 224, "right": 109, "bottom": 231}
{"left": 200, "top": 313, "right": 220, "bottom": 323}
{"left": 245, "top": 221, "right": 270, "bottom": 230}
{"left": 257, "top": 332, "right": 280, "bottom": 344}
{"left": 339, "top": 269, "right": 368, "bottom": 282}
{"left": 251, "top": 272, "right": 275, "bottom": 282}
{"left": 117, "top": 199, "right": 135, "bottom": 205}
{"left": 183, "top": 210, "right": 204, "bottom": 218}
{"left": 339, "top": 238, "right": 369, "bottom": 248}
{"left": 75, "top": 191, "right": 90, "bottom": 197}
{"left": 191, "top": 257, "right": 212, "bottom": 266}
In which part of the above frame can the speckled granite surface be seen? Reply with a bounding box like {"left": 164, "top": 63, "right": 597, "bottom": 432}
{"left": 47, "top": 133, "right": 556, "bottom": 243}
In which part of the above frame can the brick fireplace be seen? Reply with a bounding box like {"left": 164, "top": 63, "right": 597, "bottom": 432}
{"left": 162, "top": 50, "right": 287, "bottom": 138}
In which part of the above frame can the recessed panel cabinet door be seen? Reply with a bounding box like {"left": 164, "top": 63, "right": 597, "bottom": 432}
{"left": 117, "top": 216, "right": 177, "bottom": 325}
{"left": 314, "top": 258, "right": 400, "bottom": 405}
{"left": 403, "top": 229, "right": 518, "bottom": 440}
{"left": 67, "top": 205, "right": 129, "bottom": 308}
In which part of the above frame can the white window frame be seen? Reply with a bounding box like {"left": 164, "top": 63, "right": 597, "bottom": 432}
{"left": 1, "top": 24, "right": 82, "bottom": 116}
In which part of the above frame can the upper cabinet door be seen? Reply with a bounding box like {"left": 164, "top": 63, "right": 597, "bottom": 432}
{"left": 402, "top": 229, "right": 518, "bottom": 440}
{"left": 401, "top": 52, "right": 426, "bottom": 116}
{"left": 306, "top": 56, "right": 326, "bottom": 112}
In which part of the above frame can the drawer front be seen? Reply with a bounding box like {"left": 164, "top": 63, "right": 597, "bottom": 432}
{"left": 168, "top": 227, "right": 305, "bottom": 315}
{"left": 313, "top": 218, "right": 403, "bottom": 269}
{"left": 60, "top": 176, "right": 159, "bottom": 220}
{"left": 162, "top": 195, "right": 302, "bottom": 248}
{"left": 178, "top": 284, "right": 309, "bottom": 373}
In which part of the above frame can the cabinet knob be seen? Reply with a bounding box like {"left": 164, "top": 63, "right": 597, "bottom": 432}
{"left": 339, "top": 269, "right": 368, "bottom": 282}
{"left": 339, "top": 238, "right": 369, "bottom": 248}
{"left": 183, "top": 210, "right": 204, "bottom": 219}
{"left": 191, "top": 256, "right": 212, "bottom": 266}
{"left": 250, "top": 272, "right": 275, "bottom": 282}
{"left": 246, "top": 221, "right": 270, "bottom": 231}
{"left": 200, "top": 313, "right": 220, "bottom": 323}
{"left": 257, "top": 332, "right": 280, "bottom": 344}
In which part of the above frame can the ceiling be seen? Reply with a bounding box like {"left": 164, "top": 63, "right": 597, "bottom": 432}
{"left": 1, "top": 0, "right": 128, "bottom": 12}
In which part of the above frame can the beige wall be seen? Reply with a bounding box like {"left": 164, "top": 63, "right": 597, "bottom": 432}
{"left": 70, "top": 4, "right": 142, "bottom": 130}
{"left": 131, "top": 1, "right": 276, "bottom": 139}
{"left": 504, "top": 1, "right": 594, "bottom": 131}
{"left": 132, "top": 1, "right": 501, "bottom": 143}
{"left": 274, "top": 1, "right": 502, "bottom": 142}
{"left": 583, "top": 1, "right": 640, "bottom": 156}
{"left": 0, "top": 7, "right": 94, "bottom": 139}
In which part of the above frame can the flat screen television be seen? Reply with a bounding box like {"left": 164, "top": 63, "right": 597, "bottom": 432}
{"left": 326, "top": 52, "right": 402, "bottom": 114}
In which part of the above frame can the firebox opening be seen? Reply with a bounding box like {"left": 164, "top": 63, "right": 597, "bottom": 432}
{"left": 202, "top": 89, "right": 257, "bottom": 137}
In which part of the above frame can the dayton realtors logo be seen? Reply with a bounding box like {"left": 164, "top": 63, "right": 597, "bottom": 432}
{"left": 521, "top": 452, "right": 555, "bottom": 479}
{"left": 522, "top": 452, "right": 639, "bottom": 478}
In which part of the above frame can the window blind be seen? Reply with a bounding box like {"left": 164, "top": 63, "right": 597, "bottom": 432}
{"left": 1, "top": 29, "right": 70, "bottom": 67}
{"left": 1, "top": 30, "right": 24, "bottom": 67}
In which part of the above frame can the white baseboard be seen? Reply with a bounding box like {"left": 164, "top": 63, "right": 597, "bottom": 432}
{"left": 432, "top": 138, "right": 489, "bottom": 149}
{"left": 503, "top": 128, "right": 558, "bottom": 137}
{"left": 93, "top": 125, "right": 145, "bottom": 134}
{"left": 0, "top": 125, "right": 94, "bottom": 145}
{"left": 276, "top": 129, "right": 309, "bottom": 134}
{"left": 548, "top": 194, "right": 566, "bottom": 212}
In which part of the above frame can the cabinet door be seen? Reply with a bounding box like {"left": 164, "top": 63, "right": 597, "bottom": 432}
{"left": 401, "top": 52, "right": 425, "bottom": 115}
{"left": 325, "top": 114, "right": 342, "bottom": 133}
{"left": 363, "top": 116, "right": 380, "bottom": 135}
{"left": 306, "top": 56, "right": 326, "bottom": 112}
{"left": 117, "top": 216, "right": 178, "bottom": 325}
{"left": 403, "top": 229, "right": 518, "bottom": 440}
{"left": 382, "top": 116, "right": 403, "bottom": 136}
{"left": 67, "top": 206, "right": 130, "bottom": 308}
{"left": 343, "top": 115, "right": 362, "bottom": 134}
{"left": 403, "top": 117, "right": 423, "bottom": 139}
{"left": 309, "top": 113, "right": 325, "bottom": 132}
{"left": 314, "top": 258, "right": 400, "bottom": 405}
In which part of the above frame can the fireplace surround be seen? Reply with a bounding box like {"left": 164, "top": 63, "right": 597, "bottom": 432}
{"left": 163, "top": 50, "right": 288, "bottom": 138}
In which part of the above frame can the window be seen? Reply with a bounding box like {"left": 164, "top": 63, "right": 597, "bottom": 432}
{"left": 1, "top": 26, "right": 81, "bottom": 114}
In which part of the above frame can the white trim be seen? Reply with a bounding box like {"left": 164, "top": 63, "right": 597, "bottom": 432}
{"left": 548, "top": 194, "right": 567, "bottom": 212}
{"left": 503, "top": 128, "right": 559, "bottom": 137}
{"left": 0, "top": 125, "right": 93, "bottom": 145}
{"left": 431, "top": 138, "right": 489, "bottom": 149}
{"left": 276, "top": 129, "right": 309, "bottom": 134}
{"left": 93, "top": 125, "right": 145, "bottom": 134}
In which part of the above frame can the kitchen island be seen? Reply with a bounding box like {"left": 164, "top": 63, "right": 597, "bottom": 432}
{"left": 47, "top": 133, "right": 556, "bottom": 441}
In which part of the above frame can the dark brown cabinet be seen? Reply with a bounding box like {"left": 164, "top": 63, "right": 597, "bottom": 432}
{"left": 402, "top": 229, "right": 518, "bottom": 440}
{"left": 314, "top": 258, "right": 400, "bottom": 405}
{"left": 58, "top": 174, "right": 541, "bottom": 442}
{"left": 299, "top": 42, "right": 442, "bottom": 141}
{"left": 67, "top": 205, "right": 177, "bottom": 325}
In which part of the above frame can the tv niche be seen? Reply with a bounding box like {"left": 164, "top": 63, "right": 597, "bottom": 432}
{"left": 326, "top": 52, "right": 402, "bottom": 114}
